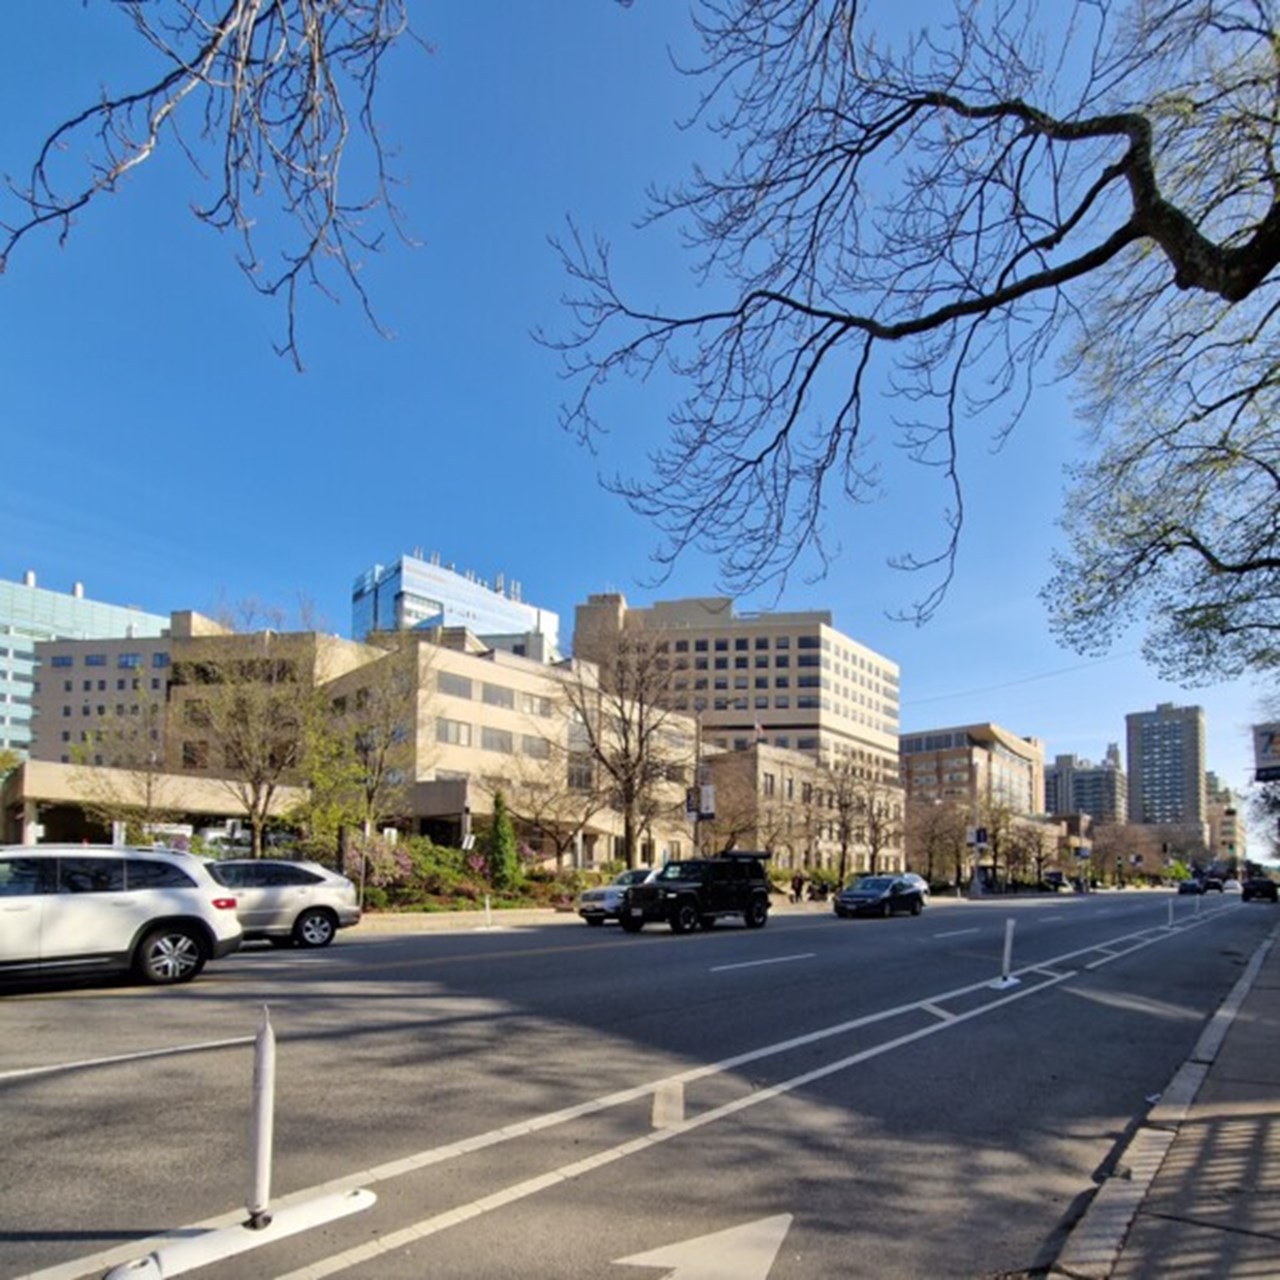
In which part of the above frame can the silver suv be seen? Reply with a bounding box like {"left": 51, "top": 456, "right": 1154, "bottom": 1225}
{"left": 207, "top": 859, "right": 361, "bottom": 947}
{"left": 0, "top": 845, "right": 243, "bottom": 985}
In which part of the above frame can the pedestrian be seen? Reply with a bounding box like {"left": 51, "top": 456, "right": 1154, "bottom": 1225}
{"left": 791, "top": 871, "right": 804, "bottom": 904}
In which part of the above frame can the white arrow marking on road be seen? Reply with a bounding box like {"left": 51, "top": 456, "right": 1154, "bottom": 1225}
{"left": 614, "top": 1214, "right": 793, "bottom": 1279}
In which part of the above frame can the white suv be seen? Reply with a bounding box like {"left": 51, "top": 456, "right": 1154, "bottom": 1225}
{"left": 0, "top": 845, "right": 243, "bottom": 986}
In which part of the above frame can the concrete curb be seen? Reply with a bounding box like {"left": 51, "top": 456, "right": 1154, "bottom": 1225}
{"left": 1050, "top": 929, "right": 1276, "bottom": 1278}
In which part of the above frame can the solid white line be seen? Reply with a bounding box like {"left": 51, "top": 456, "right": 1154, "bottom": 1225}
{"left": 710, "top": 953, "right": 815, "bottom": 973}
{"left": 0, "top": 1036, "right": 254, "bottom": 1083}
{"left": 933, "top": 928, "right": 980, "bottom": 938}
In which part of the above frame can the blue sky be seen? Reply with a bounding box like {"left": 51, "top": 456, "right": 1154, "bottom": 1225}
{"left": 1, "top": 3, "right": 1269, "bottom": 842}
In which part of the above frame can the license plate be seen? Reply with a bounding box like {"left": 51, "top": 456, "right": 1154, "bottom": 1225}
{"left": 629, "top": 907, "right": 643, "bottom": 917}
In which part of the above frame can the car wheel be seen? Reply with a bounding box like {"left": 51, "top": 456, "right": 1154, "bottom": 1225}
{"left": 910, "top": 898, "right": 923, "bottom": 916}
{"left": 585, "top": 916, "right": 605, "bottom": 927}
{"left": 669, "top": 901, "right": 699, "bottom": 934}
{"left": 744, "top": 897, "right": 768, "bottom": 929}
{"left": 293, "top": 908, "right": 337, "bottom": 948}
{"left": 134, "top": 925, "right": 206, "bottom": 985}
{"left": 619, "top": 914, "right": 644, "bottom": 934}
{"left": 880, "top": 901, "right": 892, "bottom": 918}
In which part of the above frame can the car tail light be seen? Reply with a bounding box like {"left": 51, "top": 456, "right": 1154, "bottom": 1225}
{"left": 212, "top": 897, "right": 239, "bottom": 911}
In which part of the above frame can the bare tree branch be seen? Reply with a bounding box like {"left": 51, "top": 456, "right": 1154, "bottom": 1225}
{"left": 1, "top": 0, "right": 418, "bottom": 368}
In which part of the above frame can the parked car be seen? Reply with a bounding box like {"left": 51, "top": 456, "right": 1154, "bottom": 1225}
{"left": 1202, "top": 876, "right": 1225, "bottom": 892}
{"left": 0, "top": 844, "right": 242, "bottom": 985}
{"left": 1177, "top": 879, "right": 1205, "bottom": 895}
{"left": 833, "top": 874, "right": 925, "bottom": 918}
{"left": 576, "top": 867, "right": 654, "bottom": 925}
{"left": 619, "top": 853, "right": 771, "bottom": 933}
{"left": 900, "top": 872, "right": 931, "bottom": 898}
{"left": 1241, "top": 877, "right": 1279, "bottom": 903}
{"left": 207, "top": 859, "right": 361, "bottom": 947}
{"left": 1223, "top": 879, "right": 1242, "bottom": 892}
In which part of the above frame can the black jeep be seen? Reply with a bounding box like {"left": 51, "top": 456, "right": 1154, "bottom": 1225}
{"left": 618, "top": 852, "right": 771, "bottom": 933}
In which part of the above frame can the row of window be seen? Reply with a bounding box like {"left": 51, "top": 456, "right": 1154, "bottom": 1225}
{"left": 48, "top": 652, "right": 169, "bottom": 669}
{"left": 59, "top": 677, "right": 160, "bottom": 693}
{"left": 436, "top": 717, "right": 551, "bottom": 757}
{"left": 437, "top": 671, "right": 552, "bottom": 717}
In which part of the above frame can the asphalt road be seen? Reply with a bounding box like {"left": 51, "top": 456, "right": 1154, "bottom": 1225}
{"left": 3, "top": 891, "right": 1270, "bottom": 1279}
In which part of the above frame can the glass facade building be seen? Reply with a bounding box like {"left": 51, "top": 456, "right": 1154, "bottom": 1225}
{"left": 352, "top": 553, "right": 560, "bottom": 654}
{"left": 0, "top": 573, "right": 168, "bottom": 756}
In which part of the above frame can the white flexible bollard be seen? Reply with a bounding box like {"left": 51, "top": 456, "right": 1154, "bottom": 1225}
{"left": 990, "top": 917, "right": 1020, "bottom": 989}
{"left": 248, "top": 1006, "right": 276, "bottom": 1230}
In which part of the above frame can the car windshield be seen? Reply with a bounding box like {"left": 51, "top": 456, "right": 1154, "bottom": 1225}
{"left": 851, "top": 876, "right": 894, "bottom": 892}
{"left": 614, "top": 868, "right": 651, "bottom": 886}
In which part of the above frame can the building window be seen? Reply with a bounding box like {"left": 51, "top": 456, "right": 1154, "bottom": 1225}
{"left": 568, "top": 753, "right": 594, "bottom": 791}
{"left": 480, "top": 683, "right": 514, "bottom": 709}
{"left": 714, "top": 638, "right": 728, "bottom": 651}
{"left": 481, "top": 726, "right": 513, "bottom": 753}
{"left": 436, "top": 718, "right": 471, "bottom": 747}
{"left": 182, "top": 740, "right": 210, "bottom": 769}
{"left": 522, "top": 735, "right": 550, "bottom": 759}
{"left": 438, "top": 671, "right": 473, "bottom": 699}
{"left": 85, "top": 654, "right": 107, "bottom": 666}
{"left": 797, "top": 635, "right": 820, "bottom": 649}
{"left": 118, "top": 653, "right": 141, "bottom": 668}
{"left": 152, "top": 653, "right": 170, "bottom": 668}
{"left": 51, "top": 655, "right": 74, "bottom": 668}
{"left": 763, "top": 773, "right": 776, "bottom": 796}
{"left": 735, "top": 637, "right": 749, "bottom": 651}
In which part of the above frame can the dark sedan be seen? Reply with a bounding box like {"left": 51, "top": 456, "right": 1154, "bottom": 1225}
{"left": 1241, "top": 877, "right": 1278, "bottom": 903}
{"left": 833, "top": 874, "right": 925, "bottom": 919}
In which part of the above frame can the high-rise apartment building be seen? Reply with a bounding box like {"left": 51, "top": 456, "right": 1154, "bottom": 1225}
{"left": 1044, "top": 745, "right": 1127, "bottom": 823}
{"left": 352, "top": 551, "right": 560, "bottom": 655}
{"left": 0, "top": 571, "right": 167, "bottom": 756}
{"left": 572, "top": 594, "right": 901, "bottom": 777}
{"left": 1125, "top": 702, "right": 1206, "bottom": 825}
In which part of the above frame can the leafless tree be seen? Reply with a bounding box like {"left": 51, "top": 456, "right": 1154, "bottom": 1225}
{"left": 2, "top": 1, "right": 416, "bottom": 368}
{"left": 168, "top": 629, "right": 322, "bottom": 856}
{"left": 904, "top": 796, "right": 968, "bottom": 890}
{"left": 559, "top": 639, "right": 693, "bottom": 869}
{"left": 548, "top": 0, "right": 1280, "bottom": 677}
{"left": 70, "top": 696, "right": 180, "bottom": 841}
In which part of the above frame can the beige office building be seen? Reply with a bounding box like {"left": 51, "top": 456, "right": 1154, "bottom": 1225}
{"left": 573, "top": 595, "right": 901, "bottom": 773}
{"left": 13, "top": 613, "right": 694, "bottom": 865}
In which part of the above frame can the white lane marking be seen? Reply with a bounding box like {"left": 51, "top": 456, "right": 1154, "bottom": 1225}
{"left": 615, "top": 1214, "right": 793, "bottom": 1278}
{"left": 933, "top": 928, "right": 980, "bottom": 939}
{"left": 710, "top": 952, "right": 815, "bottom": 973}
{"left": 30, "top": 909, "right": 1231, "bottom": 1280}
{"left": 0, "top": 1036, "right": 254, "bottom": 1083}
{"left": 273, "top": 974, "right": 1072, "bottom": 1279}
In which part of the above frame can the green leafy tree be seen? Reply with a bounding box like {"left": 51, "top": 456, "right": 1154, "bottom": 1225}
{"left": 550, "top": 0, "right": 1280, "bottom": 681}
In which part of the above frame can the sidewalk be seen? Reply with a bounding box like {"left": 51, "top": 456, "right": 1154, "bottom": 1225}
{"left": 1051, "top": 917, "right": 1280, "bottom": 1278}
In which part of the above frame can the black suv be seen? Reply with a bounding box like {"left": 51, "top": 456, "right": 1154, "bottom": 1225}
{"left": 618, "top": 852, "right": 771, "bottom": 933}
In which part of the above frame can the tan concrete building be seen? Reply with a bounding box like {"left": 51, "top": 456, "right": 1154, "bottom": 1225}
{"left": 573, "top": 594, "right": 901, "bottom": 772}
{"left": 701, "top": 742, "right": 904, "bottom": 876}
{"left": 899, "top": 722, "right": 1046, "bottom": 819}
{"left": 12, "top": 612, "right": 696, "bottom": 866}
